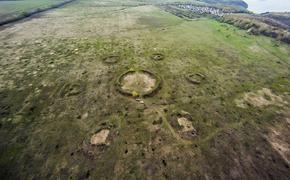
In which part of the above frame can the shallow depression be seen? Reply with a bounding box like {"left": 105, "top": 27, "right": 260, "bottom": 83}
{"left": 120, "top": 71, "right": 157, "bottom": 95}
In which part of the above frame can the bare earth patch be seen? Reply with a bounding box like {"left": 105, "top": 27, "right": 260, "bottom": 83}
{"left": 177, "top": 117, "right": 194, "bottom": 132}
{"left": 186, "top": 73, "right": 206, "bottom": 85}
{"left": 151, "top": 53, "right": 164, "bottom": 61}
{"left": 249, "top": 44, "right": 267, "bottom": 53}
{"left": 235, "top": 88, "right": 286, "bottom": 108}
{"left": 90, "top": 129, "right": 110, "bottom": 145}
{"left": 103, "top": 55, "right": 120, "bottom": 64}
{"left": 176, "top": 116, "right": 197, "bottom": 139}
{"left": 118, "top": 70, "right": 160, "bottom": 96}
{"left": 267, "top": 127, "right": 290, "bottom": 166}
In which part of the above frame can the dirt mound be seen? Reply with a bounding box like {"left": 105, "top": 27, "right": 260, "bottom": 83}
{"left": 177, "top": 117, "right": 194, "bottom": 132}
{"left": 116, "top": 70, "right": 161, "bottom": 97}
{"left": 90, "top": 129, "right": 110, "bottom": 145}
{"left": 59, "top": 83, "right": 83, "bottom": 97}
{"left": 235, "top": 88, "right": 286, "bottom": 108}
{"left": 186, "top": 73, "right": 206, "bottom": 84}
{"left": 177, "top": 116, "right": 197, "bottom": 139}
{"left": 268, "top": 130, "right": 290, "bottom": 166}
{"left": 266, "top": 112, "right": 290, "bottom": 167}
{"left": 169, "top": 111, "right": 197, "bottom": 140}
{"left": 151, "top": 53, "right": 164, "bottom": 61}
{"left": 103, "top": 55, "right": 120, "bottom": 64}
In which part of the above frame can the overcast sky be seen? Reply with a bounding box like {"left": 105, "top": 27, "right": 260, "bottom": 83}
{"left": 243, "top": 0, "right": 290, "bottom": 13}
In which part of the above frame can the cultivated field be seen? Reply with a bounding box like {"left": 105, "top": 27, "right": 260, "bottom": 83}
{"left": 0, "top": 0, "right": 290, "bottom": 179}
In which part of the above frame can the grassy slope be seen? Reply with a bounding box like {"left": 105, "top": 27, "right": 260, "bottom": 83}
{"left": 0, "top": 0, "right": 248, "bottom": 25}
{"left": 0, "top": 0, "right": 67, "bottom": 22}
{"left": 0, "top": 0, "right": 289, "bottom": 179}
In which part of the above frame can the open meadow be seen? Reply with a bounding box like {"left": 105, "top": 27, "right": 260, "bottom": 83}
{"left": 0, "top": 0, "right": 290, "bottom": 179}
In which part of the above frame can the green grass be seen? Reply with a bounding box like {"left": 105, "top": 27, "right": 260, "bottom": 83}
{"left": 0, "top": 0, "right": 66, "bottom": 22}
{"left": 0, "top": 0, "right": 290, "bottom": 179}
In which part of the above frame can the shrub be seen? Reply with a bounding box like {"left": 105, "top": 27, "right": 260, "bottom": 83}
{"left": 281, "top": 32, "right": 290, "bottom": 44}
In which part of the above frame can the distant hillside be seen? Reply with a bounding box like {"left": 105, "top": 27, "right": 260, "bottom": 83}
{"left": 161, "top": 1, "right": 290, "bottom": 44}
{"left": 0, "top": 0, "right": 74, "bottom": 26}
{"left": 200, "top": 0, "right": 248, "bottom": 9}
{"left": 261, "top": 12, "right": 290, "bottom": 28}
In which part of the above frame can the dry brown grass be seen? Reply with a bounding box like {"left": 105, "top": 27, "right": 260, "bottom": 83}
{"left": 235, "top": 88, "right": 286, "bottom": 108}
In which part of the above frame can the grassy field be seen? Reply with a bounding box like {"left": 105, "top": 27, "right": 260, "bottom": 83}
{"left": 0, "top": 0, "right": 70, "bottom": 22}
{"left": 0, "top": 0, "right": 290, "bottom": 179}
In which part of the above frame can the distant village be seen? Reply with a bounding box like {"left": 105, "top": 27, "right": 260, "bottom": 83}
{"left": 176, "top": 4, "right": 244, "bottom": 17}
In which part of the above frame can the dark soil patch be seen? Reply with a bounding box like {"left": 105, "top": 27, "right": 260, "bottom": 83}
{"left": 186, "top": 73, "right": 206, "bottom": 85}
{"left": 0, "top": 104, "right": 10, "bottom": 117}
{"left": 102, "top": 55, "right": 120, "bottom": 64}
{"left": 151, "top": 53, "right": 165, "bottom": 61}
{"left": 59, "top": 83, "right": 83, "bottom": 97}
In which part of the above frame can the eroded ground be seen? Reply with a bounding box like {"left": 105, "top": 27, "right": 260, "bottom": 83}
{"left": 0, "top": 0, "right": 290, "bottom": 179}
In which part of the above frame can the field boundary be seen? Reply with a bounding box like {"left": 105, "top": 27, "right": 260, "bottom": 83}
{"left": 0, "top": 0, "right": 77, "bottom": 27}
